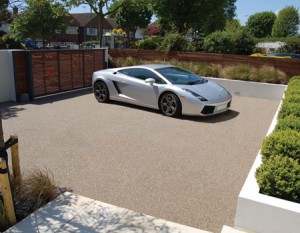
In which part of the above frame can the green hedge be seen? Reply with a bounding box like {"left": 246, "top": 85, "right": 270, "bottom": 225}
{"left": 261, "top": 129, "right": 300, "bottom": 161}
{"left": 276, "top": 115, "right": 300, "bottom": 132}
{"left": 256, "top": 76, "right": 300, "bottom": 203}
{"left": 256, "top": 155, "right": 300, "bottom": 203}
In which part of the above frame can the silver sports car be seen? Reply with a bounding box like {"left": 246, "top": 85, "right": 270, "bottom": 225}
{"left": 92, "top": 64, "right": 232, "bottom": 117}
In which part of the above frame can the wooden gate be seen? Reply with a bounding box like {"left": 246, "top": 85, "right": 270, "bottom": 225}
{"left": 13, "top": 49, "right": 105, "bottom": 100}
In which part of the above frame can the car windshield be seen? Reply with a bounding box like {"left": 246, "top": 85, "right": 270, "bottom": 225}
{"left": 155, "top": 67, "right": 207, "bottom": 85}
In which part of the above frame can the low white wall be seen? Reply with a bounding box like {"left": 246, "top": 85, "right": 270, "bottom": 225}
{"left": 206, "top": 77, "right": 286, "bottom": 100}
{"left": 0, "top": 50, "right": 16, "bottom": 102}
{"left": 234, "top": 97, "right": 300, "bottom": 233}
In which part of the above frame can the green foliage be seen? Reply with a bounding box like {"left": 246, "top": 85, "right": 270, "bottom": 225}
{"left": 0, "top": 34, "right": 24, "bottom": 49}
{"left": 10, "top": 0, "right": 68, "bottom": 46}
{"left": 272, "top": 6, "right": 300, "bottom": 37}
{"left": 279, "top": 102, "right": 300, "bottom": 119}
{"left": 132, "top": 36, "right": 163, "bottom": 50}
{"left": 246, "top": 11, "right": 276, "bottom": 38}
{"left": 0, "top": 0, "right": 11, "bottom": 23}
{"left": 196, "top": 63, "right": 221, "bottom": 77}
{"left": 232, "top": 27, "right": 255, "bottom": 55}
{"left": 261, "top": 129, "right": 300, "bottom": 162}
{"left": 256, "top": 155, "right": 300, "bottom": 203}
{"left": 203, "top": 26, "right": 255, "bottom": 55}
{"left": 276, "top": 37, "right": 300, "bottom": 54}
{"left": 159, "top": 33, "right": 190, "bottom": 52}
{"left": 122, "top": 56, "right": 143, "bottom": 66}
{"left": 108, "top": 56, "right": 117, "bottom": 68}
{"left": 152, "top": 0, "right": 236, "bottom": 34}
{"left": 115, "top": 0, "right": 152, "bottom": 38}
{"left": 276, "top": 115, "right": 300, "bottom": 132}
{"left": 220, "top": 65, "right": 287, "bottom": 83}
{"left": 203, "top": 31, "right": 235, "bottom": 54}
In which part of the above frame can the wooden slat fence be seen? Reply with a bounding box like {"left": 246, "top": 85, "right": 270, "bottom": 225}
{"left": 13, "top": 49, "right": 105, "bottom": 100}
{"left": 109, "top": 49, "right": 300, "bottom": 78}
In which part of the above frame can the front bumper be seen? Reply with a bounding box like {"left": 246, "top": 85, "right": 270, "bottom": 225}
{"left": 181, "top": 97, "right": 232, "bottom": 116}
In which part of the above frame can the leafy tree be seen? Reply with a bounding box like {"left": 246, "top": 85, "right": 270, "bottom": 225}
{"left": 114, "top": 0, "right": 152, "bottom": 41}
{"left": 246, "top": 11, "right": 276, "bottom": 38}
{"left": 145, "top": 23, "right": 164, "bottom": 36}
{"left": 0, "top": 0, "right": 11, "bottom": 23}
{"left": 152, "top": 0, "right": 236, "bottom": 34}
{"left": 64, "top": 0, "right": 123, "bottom": 46}
{"left": 10, "top": 0, "right": 68, "bottom": 48}
{"left": 272, "top": 6, "right": 300, "bottom": 37}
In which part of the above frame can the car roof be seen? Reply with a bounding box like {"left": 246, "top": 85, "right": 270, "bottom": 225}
{"left": 124, "top": 64, "right": 176, "bottom": 70}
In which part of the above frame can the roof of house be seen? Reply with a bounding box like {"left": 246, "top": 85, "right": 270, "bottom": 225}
{"left": 106, "top": 18, "right": 119, "bottom": 29}
{"left": 70, "top": 13, "right": 120, "bottom": 30}
{"left": 71, "top": 13, "right": 97, "bottom": 26}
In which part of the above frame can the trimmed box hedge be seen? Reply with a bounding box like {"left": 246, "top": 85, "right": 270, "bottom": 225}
{"left": 256, "top": 76, "right": 300, "bottom": 203}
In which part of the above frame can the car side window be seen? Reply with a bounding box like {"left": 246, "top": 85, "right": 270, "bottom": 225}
{"left": 119, "top": 68, "right": 166, "bottom": 84}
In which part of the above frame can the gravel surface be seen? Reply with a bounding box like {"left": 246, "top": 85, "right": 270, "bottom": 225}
{"left": 1, "top": 89, "right": 280, "bottom": 233}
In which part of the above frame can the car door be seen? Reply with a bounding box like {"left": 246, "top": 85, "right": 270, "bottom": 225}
{"left": 117, "top": 68, "right": 164, "bottom": 108}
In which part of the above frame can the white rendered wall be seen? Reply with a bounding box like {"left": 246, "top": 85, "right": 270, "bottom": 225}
{"left": 206, "top": 77, "right": 286, "bottom": 100}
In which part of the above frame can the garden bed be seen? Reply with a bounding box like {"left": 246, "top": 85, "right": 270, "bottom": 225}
{"left": 234, "top": 77, "right": 300, "bottom": 233}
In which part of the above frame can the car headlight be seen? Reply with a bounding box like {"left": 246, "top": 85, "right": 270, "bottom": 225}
{"left": 182, "top": 88, "right": 207, "bottom": 101}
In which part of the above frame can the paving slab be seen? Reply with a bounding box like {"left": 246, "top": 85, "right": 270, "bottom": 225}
{"left": 6, "top": 192, "right": 211, "bottom": 233}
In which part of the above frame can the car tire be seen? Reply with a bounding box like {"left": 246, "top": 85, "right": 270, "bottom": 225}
{"left": 94, "top": 81, "right": 109, "bottom": 103}
{"left": 160, "top": 92, "right": 182, "bottom": 117}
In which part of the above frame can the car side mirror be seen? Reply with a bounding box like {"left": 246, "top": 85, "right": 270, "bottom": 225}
{"left": 145, "top": 78, "right": 155, "bottom": 85}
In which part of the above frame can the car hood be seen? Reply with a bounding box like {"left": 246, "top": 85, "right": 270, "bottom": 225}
{"left": 177, "top": 81, "right": 230, "bottom": 101}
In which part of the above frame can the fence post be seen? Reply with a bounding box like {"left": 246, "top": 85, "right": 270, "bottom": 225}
{"left": 10, "top": 135, "right": 21, "bottom": 186}
{"left": 0, "top": 159, "right": 16, "bottom": 225}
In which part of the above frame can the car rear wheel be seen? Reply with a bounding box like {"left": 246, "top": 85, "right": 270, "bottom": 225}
{"left": 94, "top": 81, "right": 109, "bottom": 103}
{"left": 160, "top": 92, "right": 181, "bottom": 117}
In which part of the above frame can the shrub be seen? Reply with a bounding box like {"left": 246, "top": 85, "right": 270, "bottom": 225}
{"left": 108, "top": 56, "right": 117, "bottom": 68}
{"left": 256, "top": 155, "right": 300, "bottom": 203}
{"left": 196, "top": 63, "right": 221, "bottom": 77}
{"left": 255, "top": 66, "right": 287, "bottom": 84}
{"left": 122, "top": 56, "right": 142, "bottom": 66}
{"left": 276, "top": 115, "right": 300, "bottom": 132}
{"left": 159, "top": 32, "right": 190, "bottom": 52}
{"left": 0, "top": 34, "right": 24, "bottom": 49}
{"left": 133, "top": 36, "right": 163, "bottom": 50}
{"left": 233, "top": 28, "right": 256, "bottom": 55}
{"left": 278, "top": 102, "right": 300, "bottom": 119}
{"left": 14, "top": 169, "right": 59, "bottom": 220}
{"left": 261, "top": 129, "right": 300, "bottom": 162}
{"left": 220, "top": 64, "right": 252, "bottom": 80}
{"left": 203, "top": 31, "right": 235, "bottom": 54}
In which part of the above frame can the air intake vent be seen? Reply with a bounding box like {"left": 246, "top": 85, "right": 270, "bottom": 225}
{"left": 201, "top": 106, "right": 215, "bottom": 115}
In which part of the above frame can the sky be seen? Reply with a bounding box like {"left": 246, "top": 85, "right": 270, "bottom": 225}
{"left": 70, "top": 0, "right": 300, "bottom": 26}
{"left": 235, "top": 0, "right": 300, "bottom": 25}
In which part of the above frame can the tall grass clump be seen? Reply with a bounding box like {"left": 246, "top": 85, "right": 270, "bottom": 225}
{"left": 14, "top": 169, "right": 59, "bottom": 220}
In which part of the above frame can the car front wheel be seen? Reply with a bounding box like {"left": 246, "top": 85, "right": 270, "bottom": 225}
{"left": 94, "top": 81, "right": 109, "bottom": 103}
{"left": 160, "top": 92, "right": 181, "bottom": 117}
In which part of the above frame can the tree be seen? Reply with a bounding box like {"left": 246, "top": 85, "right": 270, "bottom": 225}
{"left": 115, "top": 0, "right": 152, "bottom": 41}
{"left": 272, "top": 6, "right": 300, "bottom": 37}
{"left": 0, "top": 0, "right": 12, "bottom": 23}
{"left": 152, "top": 0, "right": 236, "bottom": 34}
{"left": 246, "top": 12, "right": 276, "bottom": 38}
{"left": 10, "top": 0, "right": 68, "bottom": 48}
{"left": 64, "top": 0, "right": 123, "bottom": 46}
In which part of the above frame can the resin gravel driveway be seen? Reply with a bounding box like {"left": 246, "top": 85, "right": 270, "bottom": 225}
{"left": 1, "top": 89, "right": 280, "bottom": 233}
